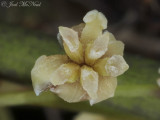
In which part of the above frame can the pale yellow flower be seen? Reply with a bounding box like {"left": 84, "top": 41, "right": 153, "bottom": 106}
{"left": 74, "top": 112, "right": 107, "bottom": 120}
{"left": 31, "top": 10, "right": 129, "bottom": 105}
{"left": 157, "top": 68, "right": 160, "bottom": 87}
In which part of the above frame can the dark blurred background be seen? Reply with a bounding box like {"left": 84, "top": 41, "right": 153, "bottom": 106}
{"left": 0, "top": 0, "right": 160, "bottom": 120}
{"left": 0, "top": 0, "right": 160, "bottom": 59}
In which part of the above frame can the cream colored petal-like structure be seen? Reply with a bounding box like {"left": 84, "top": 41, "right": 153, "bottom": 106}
{"left": 104, "top": 41, "right": 124, "bottom": 57}
{"left": 72, "top": 23, "right": 85, "bottom": 38}
{"left": 31, "top": 55, "right": 68, "bottom": 96}
{"left": 85, "top": 32, "right": 109, "bottom": 65}
{"left": 53, "top": 82, "right": 88, "bottom": 102}
{"left": 94, "top": 55, "right": 129, "bottom": 77}
{"left": 108, "top": 32, "right": 116, "bottom": 41}
{"left": 80, "top": 65, "right": 99, "bottom": 100}
{"left": 102, "top": 31, "right": 124, "bottom": 57}
{"left": 59, "top": 27, "right": 84, "bottom": 64}
{"left": 50, "top": 63, "right": 80, "bottom": 86}
{"left": 90, "top": 76, "right": 117, "bottom": 105}
{"left": 80, "top": 10, "right": 108, "bottom": 47}
{"left": 104, "top": 31, "right": 116, "bottom": 41}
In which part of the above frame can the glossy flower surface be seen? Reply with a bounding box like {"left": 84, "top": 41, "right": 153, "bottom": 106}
{"left": 31, "top": 10, "right": 129, "bottom": 105}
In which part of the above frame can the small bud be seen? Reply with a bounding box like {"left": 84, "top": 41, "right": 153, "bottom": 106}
{"left": 74, "top": 112, "right": 106, "bottom": 120}
{"left": 157, "top": 68, "right": 160, "bottom": 87}
{"left": 157, "top": 79, "right": 160, "bottom": 87}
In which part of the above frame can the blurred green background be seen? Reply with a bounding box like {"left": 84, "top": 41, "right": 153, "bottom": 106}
{"left": 0, "top": 0, "right": 160, "bottom": 120}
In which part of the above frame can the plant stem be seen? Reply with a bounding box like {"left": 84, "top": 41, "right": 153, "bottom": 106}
{"left": 0, "top": 90, "right": 147, "bottom": 120}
